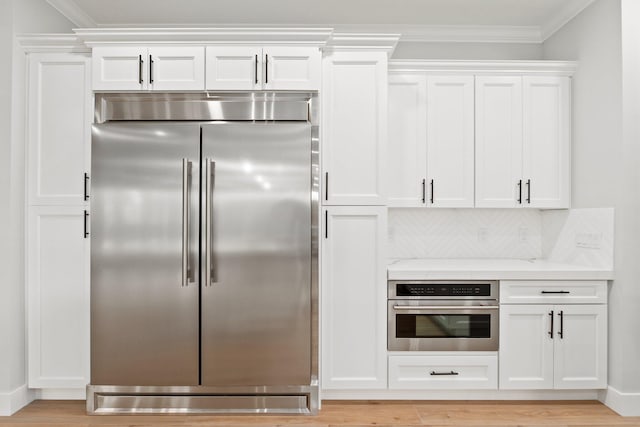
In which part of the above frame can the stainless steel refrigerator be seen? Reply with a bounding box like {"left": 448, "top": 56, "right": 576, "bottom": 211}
{"left": 87, "top": 94, "right": 318, "bottom": 414}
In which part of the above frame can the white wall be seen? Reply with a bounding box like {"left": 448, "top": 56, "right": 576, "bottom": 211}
{"left": 544, "top": 0, "right": 640, "bottom": 411}
{"left": 0, "top": 0, "right": 74, "bottom": 414}
{"left": 392, "top": 41, "right": 543, "bottom": 60}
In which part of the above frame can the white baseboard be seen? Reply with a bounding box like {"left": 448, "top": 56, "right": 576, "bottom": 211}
{"left": 599, "top": 386, "right": 640, "bottom": 416}
{"left": 35, "top": 388, "right": 86, "bottom": 400}
{"left": 322, "top": 389, "right": 598, "bottom": 400}
{"left": 0, "top": 384, "right": 34, "bottom": 416}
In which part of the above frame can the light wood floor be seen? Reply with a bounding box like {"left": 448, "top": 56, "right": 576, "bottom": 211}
{"left": 1, "top": 400, "right": 639, "bottom": 427}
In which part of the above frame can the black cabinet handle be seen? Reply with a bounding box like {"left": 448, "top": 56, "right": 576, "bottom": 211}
{"left": 541, "top": 291, "right": 570, "bottom": 294}
{"left": 517, "top": 179, "right": 522, "bottom": 204}
{"left": 526, "top": 179, "right": 531, "bottom": 204}
{"left": 325, "top": 172, "right": 329, "bottom": 201}
{"left": 430, "top": 179, "right": 434, "bottom": 204}
{"left": 548, "top": 310, "right": 554, "bottom": 338}
{"left": 265, "top": 54, "right": 269, "bottom": 84}
{"left": 430, "top": 371, "right": 459, "bottom": 376}
{"left": 255, "top": 54, "right": 258, "bottom": 84}
{"left": 149, "top": 54, "right": 153, "bottom": 84}
{"left": 83, "top": 173, "right": 90, "bottom": 201}
{"left": 138, "top": 54, "right": 143, "bottom": 84}
{"left": 324, "top": 210, "right": 328, "bottom": 239}
{"left": 422, "top": 179, "right": 426, "bottom": 204}
{"left": 558, "top": 311, "right": 564, "bottom": 339}
{"left": 84, "top": 210, "right": 89, "bottom": 239}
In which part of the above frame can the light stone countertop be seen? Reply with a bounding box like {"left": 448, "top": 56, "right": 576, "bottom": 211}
{"left": 387, "top": 258, "right": 614, "bottom": 281}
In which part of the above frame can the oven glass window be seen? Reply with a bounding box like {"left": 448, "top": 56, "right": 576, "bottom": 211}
{"left": 396, "top": 314, "right": 491, "bottom": 338}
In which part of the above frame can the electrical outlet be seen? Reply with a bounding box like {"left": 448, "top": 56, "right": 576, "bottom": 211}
{"left": 478, "top": 227, "right": 488, "bottom": 243}
{"left": 575, "top": 232, "right": 602, "bottom": 249}
{"left": 518, "top": 226, "right": 529, "bottom": 242}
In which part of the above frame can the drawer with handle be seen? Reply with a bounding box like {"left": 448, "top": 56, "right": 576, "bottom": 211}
{"left": 500, "top": 281, "right": 607, "bottom": 304}
{"left": 388, "top": 355, "right": 497, "bottom": 389}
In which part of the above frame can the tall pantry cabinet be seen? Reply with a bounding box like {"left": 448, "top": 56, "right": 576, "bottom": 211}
{"left": 25, "top": 50, "right": 92, "bottom": 392}
{"left": 320, "top": 46, "right": 390, "bottom": 392}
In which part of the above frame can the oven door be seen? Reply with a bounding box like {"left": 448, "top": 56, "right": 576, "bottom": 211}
{"left": 388, "top": 300, "right": 499, "bottom": 351}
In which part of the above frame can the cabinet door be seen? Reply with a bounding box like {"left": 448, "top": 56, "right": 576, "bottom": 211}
{"left": 388, "top": 74, "right": 428, "bottom": 207}
{"left": 205, "top": 46, "right": 261, "bottom": 90}
{"left": 523, "top": 76, "right": 571, "bottom": 208}
{"left": 27, "top": 206, "right": 90, "bottom": 388}
{"left": 554, "top": 305, "right": 607, "bottom": 389}
{"left": 148, "top": 46, "right": 205, "bottom": 91}
{"left": 263, "top": 46, "right": 321, "bottom": 90}
{"left": 499, "top": 305, "right": 554, "bottom": 389}
{"left": 475, "top": 76, "right": 523, "bottom": 208}
{"left": 28, "top": 53, "right": 92, "bottom": 206}
{"left": 321, "top": 207, "right": 387, "bottom": 389}
{"left": 426, "top": 76, "right": 475, "bottom": 207}
{"left": 322, "top": 52, "right": 387, "bottom": 205}
{"left": 92, "top": 46, "right": 146, "bottom": 91}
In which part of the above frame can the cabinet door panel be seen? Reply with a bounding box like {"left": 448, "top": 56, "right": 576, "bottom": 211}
{"left": 28, "top": 53, "right": 91, "bottom": 206}
{"left": 554, "top": 305, "right": 607, "bottom": 389}
{"left": 523, "top": 76, "right": 570, "bottom": 208}
{"left": 426, "top": 76, "right": 475, "bottom": 207}
{"left": 149, "top": 47, "right": 205, "bottom": 91}
{"left": 92, "top": 46, "right": 146, "bottom": 90}
{"left": 205, "top": 46, "right": 261, "bottom": 90}
{"left": 321, "top": 207, "right": 387, "bottom": 389}
{"left": 475, "top": 76, "right": 523, "bottom": 208}
{"left": 27, "top": 206, "right": 90, "bottom": 388}
{"left": 263, "top": 46, "right": 320, "bottom": 90}
{"left": 388, "top": 75, "right": 428, "bottom": 207}
{"left": 322, "top": 52, "right": 387, "bottom": 205}
{"left": 499, "top": 305, "right": 554, "bottom": 389}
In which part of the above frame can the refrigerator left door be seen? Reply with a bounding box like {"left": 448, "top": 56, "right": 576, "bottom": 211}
{"left": 91, "top": 122, "right": 200, "bottom": 386}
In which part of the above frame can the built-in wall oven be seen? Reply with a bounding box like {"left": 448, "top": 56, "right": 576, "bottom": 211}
{"left": 388, "top": 281, "right": 499, "bottom": 351}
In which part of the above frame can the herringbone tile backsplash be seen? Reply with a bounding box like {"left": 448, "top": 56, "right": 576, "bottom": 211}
{"left": 388, "top": 208, "right": 542, "bottom": 259}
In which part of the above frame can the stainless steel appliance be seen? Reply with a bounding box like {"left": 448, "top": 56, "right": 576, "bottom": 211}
{"left": 88, "top": 93, "right": 318, "bottom": 414}
{"left": 388, "top": 281, "right": 499, "bottom": 351}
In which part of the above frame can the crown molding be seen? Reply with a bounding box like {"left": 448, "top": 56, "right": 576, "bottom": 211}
{"left": 388, "top": 25, "right": 541, "bottom": 44}
{"left": 46, "top": 0, "right": 97, "bottom": 28}
{"left": 541, "top": 0, "right": 597, "bottom": 41}
{"left": 324, "top": 32, "right": 400, "bottom": 56}
{"left": 17, "top": 34, "right": 90, "bottom": 53}
{"left": 74, "top": 28, "right": 334, "bottom": 46}
{"left": 389, "top": 60, "right": 577, "bottom": 76}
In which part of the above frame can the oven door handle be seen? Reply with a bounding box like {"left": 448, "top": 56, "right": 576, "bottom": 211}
{"left": 392, "top": 305, "right": 499, "bottom": 310}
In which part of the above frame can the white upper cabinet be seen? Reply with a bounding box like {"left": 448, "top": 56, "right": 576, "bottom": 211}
{"left": 388, "top": 75, "right": 427, "bottom": 207}
{"left": 523, "top": 76, "right": 571, "bottom": 209}
{"left": 388, "top": 74, "right": 475, "bottom": 208}
{"left": 426, "top": 76, "right": 475, "bottom": 208}
{"left": 476, "top": 75, "right": 570, "bottom": 208}
{"left": 92, "top": 46, "right": 146, "bottom": 91}
{"left": 28, "top": 53, "right": 92, "bottom": 206}
{"left": 206, "top": 46, "right": 320, "bottom": 91}
{"left": 93, "top": 46, "right": 205, "bottom": 91}
{"left": 322, "top": 51, "right": 387, "bottom": 205}
{"left": 475, "top": 76, "right": 523, "bottom": 208}
{"left": 206, "top": 46, "right": 262, "bottom": 90}
{"left": 147, "top": 46, "right": 205, "bottom": 91}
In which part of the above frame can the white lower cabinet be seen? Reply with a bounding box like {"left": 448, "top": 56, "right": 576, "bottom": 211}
{"left": 500, "top": 303, "right": 607, "bottom": 390}
{"left": 321, "top": 206, "right": 387, "bottom": 389}
{"left": 389, "top": 355, "right": 497, "bottom": 390}
{"left": 27, "top": 206, "right": 90, "bottom": 388}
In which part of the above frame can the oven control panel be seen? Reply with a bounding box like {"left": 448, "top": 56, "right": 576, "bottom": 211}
{"left": 394, "top": 283, "right": 493, "bottom": 298}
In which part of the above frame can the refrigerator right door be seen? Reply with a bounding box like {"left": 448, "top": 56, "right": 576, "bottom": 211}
{"left": 200, "top": 122, "right": 311, "bottom": 386}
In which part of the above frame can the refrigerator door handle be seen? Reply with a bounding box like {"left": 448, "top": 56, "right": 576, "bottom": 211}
{"left": 182, "top": 159, "right": 192, "bottom": 287}
{"left": 205, "top": 158, "right": 215, "bottom": 286}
